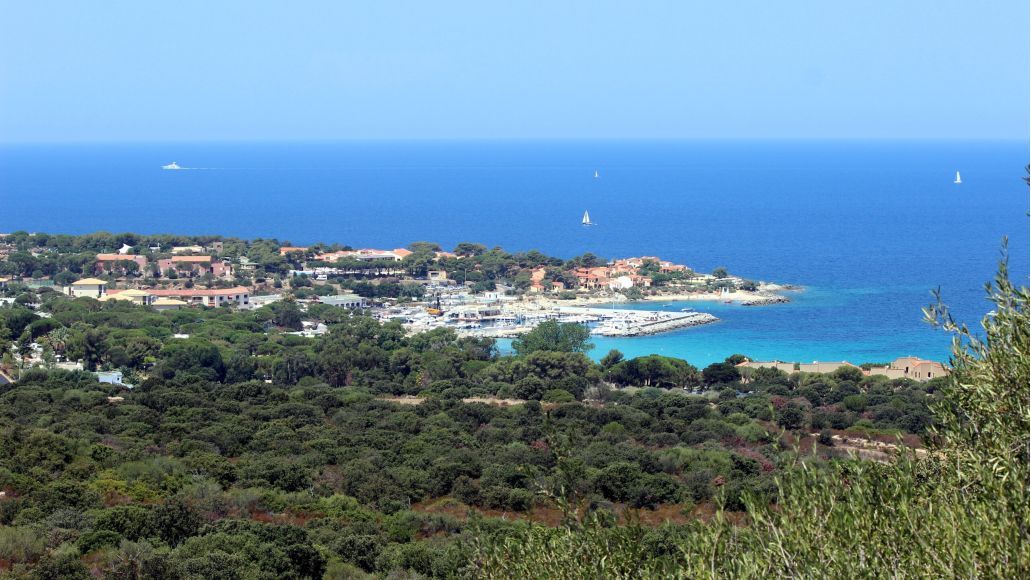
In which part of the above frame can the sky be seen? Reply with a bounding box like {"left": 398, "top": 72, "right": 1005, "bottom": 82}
{"left": 0, "top": 1, "right": 1027, "bottom": 142}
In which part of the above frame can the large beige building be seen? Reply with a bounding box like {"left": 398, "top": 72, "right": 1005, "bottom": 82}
{"left": 737, "top": 356, "right": 948, "bottom": 382}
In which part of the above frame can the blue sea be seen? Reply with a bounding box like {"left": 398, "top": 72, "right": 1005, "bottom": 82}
{"left": 1, "top": 140, "right": 1027, "bottom": 366}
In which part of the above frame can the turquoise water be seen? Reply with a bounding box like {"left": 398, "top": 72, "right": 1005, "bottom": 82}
{"left": 501, "top": 287, "right": 957, "bottom": 367}
{"left": 1, "top": 140, "right": 1027, "bottom": 365}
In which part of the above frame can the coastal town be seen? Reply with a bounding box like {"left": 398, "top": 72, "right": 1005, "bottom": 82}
{"left": 0, "top": 233, "right": 792, "bottom": 341}
{"left": 0, "top": 232, "right": 948, "bottom": 385}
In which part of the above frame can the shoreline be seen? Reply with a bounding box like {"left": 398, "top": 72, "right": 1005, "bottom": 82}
{"left": 520, "top": 285, "right": 800, "bottom": 310}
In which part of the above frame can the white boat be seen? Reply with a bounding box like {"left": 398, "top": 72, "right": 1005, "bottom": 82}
{"left": 594, "top": 170, "right": 600, "bottom": 178}
{"left": 162, "top": 162, "right": 182, "bottom": 170}
{"left": 954, "top": 171, "right": 962, "bottom": 184}
{"left": 582, "top": 210, "right": 594, "bottom": 226}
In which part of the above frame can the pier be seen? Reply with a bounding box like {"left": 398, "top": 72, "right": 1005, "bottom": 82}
{"left": 557, "top": 307, "right": 718, "bottom": 336}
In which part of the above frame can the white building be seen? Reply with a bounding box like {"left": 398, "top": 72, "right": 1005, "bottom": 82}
{"left": 318, "top": 294, "right": 367, "bottom": 309}
{"left": 67, "top": 278, "right": 107, "bottom": 298}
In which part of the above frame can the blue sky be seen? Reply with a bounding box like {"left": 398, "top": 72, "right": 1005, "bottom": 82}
{"left": 0, "top": 1, "right": 1027, "bottom": 142}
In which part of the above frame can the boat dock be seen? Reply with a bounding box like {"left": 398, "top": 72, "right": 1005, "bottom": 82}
{"left": 557, "top": 307, "right": 718, "bottom": 336}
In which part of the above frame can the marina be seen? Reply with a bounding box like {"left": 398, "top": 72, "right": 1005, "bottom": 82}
{"left": 380, "top": 299, "right": 718, "bottom": 338}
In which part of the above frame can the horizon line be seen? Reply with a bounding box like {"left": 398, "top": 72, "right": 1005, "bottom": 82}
{"left": 1, "top": 136, "right": 1027, "bottom": 146}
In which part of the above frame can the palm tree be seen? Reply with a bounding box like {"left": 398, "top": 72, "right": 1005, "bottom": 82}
{"left": 41, "top": 326, "right": 71, "bottom": 358}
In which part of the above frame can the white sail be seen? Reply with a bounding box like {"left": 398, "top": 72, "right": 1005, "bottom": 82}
{"left": 582, "top": 210, "right": 592, "bottom": 225}
{"left": 954, "top": 171, "right": 962, "bottom": 184}
{"left": 594, "top": 170, "right": 599, "bottom": 178}
{"left": 162, "top": 162, "right": 181, "bottom": 170}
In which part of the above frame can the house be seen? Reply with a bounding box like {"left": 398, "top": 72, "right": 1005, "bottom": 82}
{"left": 866, "top": 357, "right": 949, "bottom": 382}
{"left": 427, "top": 270, "right": 448, "bottom": 282}
{"left": 318, "top": 294, "right": 367, "bottom": 309}
{"left": 0, "top": 277, "right": 8, "bottom": 290}
{"left": 575, "top": 267, "right": 611, "bottom": 290}
{"left": 148, "top": 286, "right": 250, "bottom": 307}
{"left": 279, "top": 246, "right": 309, "bottom": 256}
{"left": 151, "top": 298, "right": 188, "bottom": 311}
{"left": 67, "top": 278, "right": 107, "bottom": 298}
{"left": 95, "top": 370, "right": 134, "bottom": 388}
{"left": 99, "top": 288, "right": 153, "bottom": 305}
{"left": 96, "top": 254, "right": 149, "bottom": 274}
{"left": 157, "top": 256, "right": 234, "bottom": 279}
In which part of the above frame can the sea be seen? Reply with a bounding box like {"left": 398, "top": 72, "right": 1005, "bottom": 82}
{"left": 1, "top": 140, "right": 1027, "bottom": 366}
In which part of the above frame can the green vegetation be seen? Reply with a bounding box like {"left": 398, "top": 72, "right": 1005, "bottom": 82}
{"left": 0, "top": 290, "right": 949, "bottom": 577}
{"left": 510, "top": 319, "right": 593, "bottom": 355}
{"left": 0, "top": 231, "right": 1023, "bottom": 578}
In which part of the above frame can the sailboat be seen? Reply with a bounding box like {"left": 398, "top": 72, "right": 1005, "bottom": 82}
{"left": 582, "top": 210, "right": 594, "bottom": 226}
{"left": 593, "top": 170, "right": 600, "bottom": 178}
{"left": 162, "top": 162, "right": 182, "bottom": 170}
{"left": 954, "top": 171, "right": 962, "bottom": 184}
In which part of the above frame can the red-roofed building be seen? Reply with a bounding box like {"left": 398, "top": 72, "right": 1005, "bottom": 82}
{"left": 279, "top": 246, "right": 309, "bottom": 256}
{"left": 575, "top": 267, "right": 611, "bottom": 290}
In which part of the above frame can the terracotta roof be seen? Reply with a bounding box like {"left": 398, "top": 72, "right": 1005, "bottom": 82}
{"left": 150, "top": 286, "right": 249, "bottom": 297}
{"left": 393, "top": 248, "right": 413, "bottom": 257}
{"left": 97, "top": 253, "right": 142, "bottom": 261}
